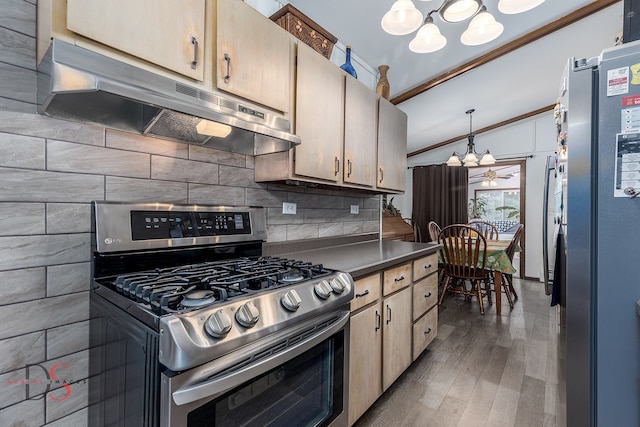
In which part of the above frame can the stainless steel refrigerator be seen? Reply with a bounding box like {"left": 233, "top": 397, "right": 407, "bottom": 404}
{"left": 554, "top": 39, "right": 640, "bottom": 426}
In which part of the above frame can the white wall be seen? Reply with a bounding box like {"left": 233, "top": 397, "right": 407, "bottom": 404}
{"left": 396, "top": 112, "right": 557, "bottom": 280}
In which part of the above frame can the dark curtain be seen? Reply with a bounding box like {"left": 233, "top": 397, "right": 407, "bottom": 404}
{"left": 412, "top": 164, "right": 468, "bottom": 242}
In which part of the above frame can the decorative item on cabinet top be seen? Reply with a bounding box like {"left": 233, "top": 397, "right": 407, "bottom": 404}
{"left": 270, "top": 3, "right": 337, "bottom": 60}
{"left": 340, "top": 46, "right": 358, "bottom": 79}
{"left": 376, "top": 65, "right": 391, "bottom": 100}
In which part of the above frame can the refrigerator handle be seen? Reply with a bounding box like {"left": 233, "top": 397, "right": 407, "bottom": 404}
{"left": 542, "top": 155, "right": 554, "bottom": 296}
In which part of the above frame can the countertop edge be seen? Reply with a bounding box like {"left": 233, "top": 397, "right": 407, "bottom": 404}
{"left": 279, "top": 240, "right": 441, "bottom": 280}
{"left": 346, "top": 245, "right": 440, "bottom": 279}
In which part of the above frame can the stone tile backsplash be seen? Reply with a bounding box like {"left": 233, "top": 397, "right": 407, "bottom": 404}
{"left": 0, "top": 1, "right": 381, "bottom": 424}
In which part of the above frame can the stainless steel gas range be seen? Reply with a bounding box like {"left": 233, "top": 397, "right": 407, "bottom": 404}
{"left": 89, "top": 201, "right": 353, "bottom": 427}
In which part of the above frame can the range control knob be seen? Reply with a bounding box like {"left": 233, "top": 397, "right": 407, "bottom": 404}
{"left": 281, "top": 289, "right": 302, "bottom": 311}
{"left": 314, "top": 280, "right": 333, "bottom": 300}
{"left": 330, "top": 277, "right": 346, "bottom": 294}
{"left": 235, "top": 301, "right": 260, "bottom": 328}
{"left": 205, "top": 309, "right": 232, "bottom": 339}
{"left": 331, "top": 274, "right": 352, "bottom": 294}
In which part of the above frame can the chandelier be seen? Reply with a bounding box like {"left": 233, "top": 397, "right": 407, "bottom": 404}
{"left": 381, "top": 0, "right": 546, "bottom": 53}
{"left": 446, "top": 109, "right": 495, "bottom": 167}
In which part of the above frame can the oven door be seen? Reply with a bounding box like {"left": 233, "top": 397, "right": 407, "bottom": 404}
{"left": 161, "top": 310, "right": 349, "bottom": 427}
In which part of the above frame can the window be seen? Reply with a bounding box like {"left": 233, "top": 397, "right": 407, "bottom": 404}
{"left": 474, "top": 189, "right": 520, "bottom": 221}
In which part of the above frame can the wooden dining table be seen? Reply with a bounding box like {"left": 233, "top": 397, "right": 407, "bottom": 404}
{"left": 483, "top": 240, "right": 517, "bottom": 316}
{"left": 438, "top": 238, "right": 518, "bottom": 315}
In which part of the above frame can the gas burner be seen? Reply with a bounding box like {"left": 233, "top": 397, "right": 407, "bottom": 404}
{"left": 180, "top": 290, "right": 216, "bottom": 308}
{"left": 99, "top": 255, "right": 335, "bottom": 315}
{"left": 281, "top": 271, "right": 305, "bottom": 283}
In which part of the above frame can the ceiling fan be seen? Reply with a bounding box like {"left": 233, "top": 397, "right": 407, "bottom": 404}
{"left": 470, "top": 168, "right": 515, "bottom": 186}
{"left": 482, "top": 169, "right": 514, "bottom": 180}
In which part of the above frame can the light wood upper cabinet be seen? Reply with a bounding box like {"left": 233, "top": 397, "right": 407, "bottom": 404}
{"left": 382, "top": 287, "right": 412, "bottom": 391}
{"left": 377, "top": 97, "right": 408, "bottom": 192}
{"left": 66, "top": 0, "right": 205, "bottom": 81}
{"left": 293, "top": 43, "right": 344, "bottom": 182}
{"left": 216, "top": 0, "right": 292, "bottom": 113}
{"left": 344, "top": 77, "right": 377, "bottom": 187}
{"left": 348, "top": 303, "right": 382, "bottom": 426}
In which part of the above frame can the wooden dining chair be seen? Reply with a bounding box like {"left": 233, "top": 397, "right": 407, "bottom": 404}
{"left": 437, "top": 224, "right": 492, "bottom": 315}
{"left": 468, "top": 219, "right": 500, "bottom": 241}
{"left": 427, "top": 221, "right": 441, "bottom": 242}
{"left": 502, "top": 224, "right": 524, "bottom": 301}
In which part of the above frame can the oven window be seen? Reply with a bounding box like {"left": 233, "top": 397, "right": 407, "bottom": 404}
{"left": 187, "top": 331, "right": 344, "bottom": 427}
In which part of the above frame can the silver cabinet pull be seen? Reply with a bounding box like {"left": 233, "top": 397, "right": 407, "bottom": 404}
{"left": 424, "top": 327, "right": 432, "bottom": 335}
{"left": 386, "top": 305, "right": 391, "bottom": 324}
{"left": 334, "top": 157, "right": 340, "bottom": 176}
{"left": 190, "top": 36, "right": 198, "bottom": 70}
{"left": 223, "top": 53, "right": 231, "bottom": 83}
{"left": 379, "top": 167, "right": 384, "bottom": 183}
{"left": 375, "top": 310, "right": 381, "bottom": 331}
{"left": 355, "top": 289, "right": 369, "bottom": 298}
{"left": 347, "top": 159, "right": 352, "bottom": 177}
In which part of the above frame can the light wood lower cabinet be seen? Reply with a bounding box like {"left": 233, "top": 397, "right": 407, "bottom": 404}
{"left": 348, "top": 303, "right": 382, "bottom": 426}
{"left": 411, "top": 253, "right": 440, "bottom": 361}
{"left": 382, "top": 287, "right": 412, "bottom": 390}
{"left": 412, "top": 273, "right": 438, "bottom": 322}
{"left": 348, "top": 253, "right": 439, "bottom": 426}
{"left": 413, "top": 304, "right": 438, "bottom": 360}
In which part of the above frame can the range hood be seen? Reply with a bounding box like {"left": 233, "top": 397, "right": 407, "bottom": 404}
{"left": 37, "top": 40, "right": 300, "bottom": 156}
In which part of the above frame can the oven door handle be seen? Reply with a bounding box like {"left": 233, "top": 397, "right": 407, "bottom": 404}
{"left": 171, "top": 311, "right": 349, "bottom": 406}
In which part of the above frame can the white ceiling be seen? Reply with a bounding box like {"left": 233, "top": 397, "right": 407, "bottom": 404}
{"left": 285, "top": 0, "right": 624, "bottom": 156}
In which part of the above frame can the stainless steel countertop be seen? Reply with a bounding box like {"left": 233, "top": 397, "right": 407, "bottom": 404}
{"left": 281, "top": 240, "right": 440, "bottom": 279}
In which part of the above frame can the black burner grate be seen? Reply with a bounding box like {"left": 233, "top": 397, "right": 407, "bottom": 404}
{"left": 99, "top": 256, "right": 332, "bottom": 315}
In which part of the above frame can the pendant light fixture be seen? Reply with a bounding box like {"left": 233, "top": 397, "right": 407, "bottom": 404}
{"left": 460, "top": 6, "right": 504, "bottom": 46}
{"left": 439, "top": 0, "right": 482, "bottom": 23}
{"left": 381, "top": 0, "right": 424, "bottom": 35}
{"left": 446, "top": 109, "right": 496, "bottom": 167}
{"left": 498, "top": 0, "right": 546, "bottom": 14}
{"left": 381, "top": 0, "right": 545, "bottom": 54}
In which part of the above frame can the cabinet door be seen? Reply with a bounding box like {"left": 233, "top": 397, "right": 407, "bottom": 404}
{"left": 217, "top": 0, "right": 291, "bottom": 113}
{"left": 344, "top": 77, "right": 377, "bottom": 187}
{"left": 294, "top": 43, "right": 344, "bottom": 182}
{"left": 67, "top": 0, "right": 205, "bottom": 81}
{"left": 349, "top": 304, "right": 383, "bottom": 426}
{"left": 377, "top": 97, "right": 407, "bottom": 192}
{"left": 382, "top": 288, "right": 412, "bottom": 390}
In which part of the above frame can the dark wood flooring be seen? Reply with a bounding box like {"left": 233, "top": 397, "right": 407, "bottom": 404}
{"left": 353, "top": 278, "right": 566, "bottom": 427}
